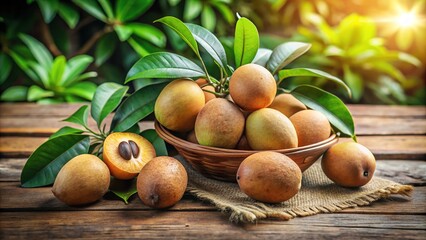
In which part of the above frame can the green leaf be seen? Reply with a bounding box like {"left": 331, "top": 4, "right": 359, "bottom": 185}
{"left": 343, "top": 65, "right": 362, "bottom": 102}
{"left": 109, "top": 178, "right": 137, "bottom": 204}
{"left": 0, "top": 86, "right": 28, "bottom": 102}
{"left": 252, "top": 48, "right": 272, "bottom": 67}
{"left": 28, "top": 62, "right": 49, "bottom": 87}
{"left": 133, "top": 78, "right": 171, "bottom": 91}
{"left": 140, "top": 129, "right": 168, "bottom": 156}
{"left": 8, "top": 50, "right": 39, "bottom": 84}
{"left": 75, "top": 71, "right": 98, "bottom": 82}
{"left": 127, "top": 38, "right": 150, "bottom": 57}
{"left": 168, "top": 0, "right": 181, "bottom": 6}
{"left": 111, "top": 82, "right": 168, "bottom": 132}
{"left": 62, "top": 55, "right": 94, "bottom": 86}
{"left": 19, "top": 34, "right": 53, "bottom": 70}
{"left": 72, "top": 0, "right": 107, "bottom": 22}
{"left": 127, "top": 23, "right": 166, "bottom": 48}
{"left": 64, "top": 82, "right": 97, "bottom": 100}
{"left": 125, "top": 123, "right": 140, "bottom": 134}
{"left": 183, "top": 0, "right": 202, "bottom": 21}
{"left": 36, "top": 0, "right": 59, "bottom": 23}
{"left": 290, "top": 85, "right": 356, "bottom": 140}
{"left": 114, "top": 25, "right": 133, "bottom": 42}
{"left": 91, "top": 82, "right": 129, "bottom": 128}
{"left": 57, "top": 3, "right": 79, "bottom": 28}
{"left": 49, "top": 55, "right": 66, "bottom": 86}
{"left": 98, "top": 0, "right": 114, "bottom": 19}
{"left": 49, "top": 126, "right": 84, "bottom": 139}
{"left": 95, "top": 33, "right": 117, "bottom": 66}
{"left": 266, "top": 42, "right": 311, "bottom": 75}
{"left": 278, "top": 68, "right": 352, "bottom": 98}
{"left": 185, "top": 23, "right": 228, "bottom": 70}
{"left": 64, "top": 95, "right": 87, "bottom": 103}
{"left": 201, "top": 5, "right": 216, "bottom": 31}
{"left": 234, "top": 17, "right": 259, "bottom": 68}
{"left": 125, "top": 52, "right": 205, "bottom": 83}
{"left": 211, "top": 2, "right": 235, "bottom": 24}
{"left": 154, "top": 16, "right": 199, "bottom": 56}
{"left": 27, "top": 85, "right": 55, "bottom": 102}
{"left": 63, "top": 105, "right": 89, "bottom": 127}
{"left": 116, "top": 0, "right": 154, "bottom": 22}
{"left": 0, "top": 53, "right": 13, "bottom": 85}
{"left": 21, "top": 135, "right": 90, "bottom": 187}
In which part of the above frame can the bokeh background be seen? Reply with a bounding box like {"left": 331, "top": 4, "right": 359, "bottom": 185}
{"left": 1, "top": 0, "right": 425, "bottom": 104}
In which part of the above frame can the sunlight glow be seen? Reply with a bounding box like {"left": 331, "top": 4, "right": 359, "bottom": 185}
{"left": 397, "top": 12, "right": 417, "bottom": 28}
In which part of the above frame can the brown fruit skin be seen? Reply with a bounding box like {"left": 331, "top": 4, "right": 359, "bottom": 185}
{"left": 269, "top": 93, "right": 307, "bottom": 117}
{"left": 155, "top": 79, "right": 205, "bottom": 132}
{"left": 246, "top": 108, "right": 298, "bottom": 150}
{"left": 103, "top": 132, "right": 156, "bottom": 180}
{"left": 195, "top": 98, "right": 245, "bottom": 149}
{"left": 137, "top": 156, "right": 188, "bottom": 209}
{"left": 237, "top": 151, "right": 302, "bottom": 203}
{"left": 229, "top": 64, "right": 277, "bottom": 111}
{"left": 52, "top": 154, "right": 110, "bottom": 206}
{"left": 290, "top": 110, "right": 331, "bottom": 147}
{"left": 195, "top": 78, "right": 216, "bottom": 103}
{"left": 321, "top": 142, "right": 376, "bottom": 187}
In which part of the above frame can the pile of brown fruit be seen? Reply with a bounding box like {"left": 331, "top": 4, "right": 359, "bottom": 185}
{"left": 52, "top": 132, "right": 188, "bottom": 208}
{"left": 155, "top": 63, "right": 376, "bottom": 203}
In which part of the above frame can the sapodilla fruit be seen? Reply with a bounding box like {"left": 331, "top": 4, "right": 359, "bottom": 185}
{"left": 195, "top": 78, "right": 216, "bottom": 103}
{"left": 269, "top": 93, "right": 307, "bottom": 117}
{"left": 237, "top": 151, "right": 302, "bottom": 203}
{"left": 321, "top": 142, "right": 376, "bottom": 187}
{"left": 195, "top": 98, "right": 245, "bottom": 149}
{"left": 155, "top": 79, "right": 205, "bottom": 132}
{"left": 103, "top": 132, "right": 156, "bottom": 180}
{"left": 52, "top": 154, "right": 110, "bottom": 206}
{"left": 137, "top": 156, "right": 188, "bottom": 209}
{"left": 229, "top": 64, "right": 277, "bottom": 111}
{"left": 245, "top": 108, "right": 298, "bottom": 150}
{"left": 290, "top": 110, "right": 331, "bottom": 147}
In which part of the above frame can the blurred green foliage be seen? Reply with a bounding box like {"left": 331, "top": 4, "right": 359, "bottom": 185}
{"left": 0, "top": 0, "right": 424, "bottom": 104}
{"left": 288, "top": 14, "right": 423, "bottom": 104}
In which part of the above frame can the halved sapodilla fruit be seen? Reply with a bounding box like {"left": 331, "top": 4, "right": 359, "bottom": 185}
{"left": 103, "top": 132, "right": 156, "bottom": 180}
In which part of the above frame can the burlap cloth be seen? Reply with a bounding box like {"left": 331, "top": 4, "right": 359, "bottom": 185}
{"left": 176, "top": 156, "right": 413, "bottom": 223}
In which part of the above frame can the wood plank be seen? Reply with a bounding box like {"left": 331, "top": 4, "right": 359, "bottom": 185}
{"left": 340, "top": 136, "right": 426, "bottom": 160}
{"left": 0, "top": 116, "right": 154, "bottom": 136}
{"left": 354, "top": 116, "right": 426, "bottom": 135}
{"left": 2, "top": 115, "right": 424, "bottom": 136}
{"left": 0, "top": 180, "right": 423, "bottom": 213}
{"left": 2, "top": 135, "right": 425, "bottom": 159}
{"left": 348, "top": 104, "right": 426, "bottom": 118}
{"left": 0, "top": 103, "right": 83, "bottom": 117}
{"left": 2, "top": 104, "right": 425, "bottom": 118}
{"left": 0, "top": 211, "right": 424, "bottom": 239}
{"left": 2, "top": 158, "right": 425, "bottom": 185}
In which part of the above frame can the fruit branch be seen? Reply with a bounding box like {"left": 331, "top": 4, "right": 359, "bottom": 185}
{"left": 39, "top": 18, "right": 63, "bottom": 56}
{"left": 73, "top": 26, "right": 113, "bottom": 56}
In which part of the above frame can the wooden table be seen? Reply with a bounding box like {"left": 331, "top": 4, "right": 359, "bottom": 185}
{"left": 0, "top": 103, "right": 425, "bottom": 239}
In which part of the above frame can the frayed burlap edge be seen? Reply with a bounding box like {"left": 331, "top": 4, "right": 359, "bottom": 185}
{"left": 186, "top": 184, "right": 413, "bottom": 223}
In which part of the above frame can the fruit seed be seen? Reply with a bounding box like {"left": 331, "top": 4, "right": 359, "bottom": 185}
{"left": 118, "top": 141, "right": 132, "bottom": 160}
{"left": 129, "top": 140, "right": 140, "bottom": 158}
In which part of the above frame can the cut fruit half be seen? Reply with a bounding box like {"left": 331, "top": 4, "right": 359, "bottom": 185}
{"left": 103, "top": 132, "right": 156, "bottom": 180}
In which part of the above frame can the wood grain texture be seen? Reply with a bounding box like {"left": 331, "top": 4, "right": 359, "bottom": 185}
{"left": 0, "top": 116, "right": 154, "bottom": 136}
{"left": 0, "top": 103, "right": 425, "bottom": 238}
{"left": 0, "top": 211, "right": 425, "bottom": 239}
{"left": 2, "top": 135, "right": 425, "bottom": 159}
{"left": 2, "top": 103, "right": 425, "bottom": 118}
{"left": 348, "top": 105, "right": 426, "bottom": 117}
{"left": 2, "top": 158, "right": 424, "bottom": 185}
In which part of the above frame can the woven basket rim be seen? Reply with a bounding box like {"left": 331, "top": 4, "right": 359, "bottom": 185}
{"left": 154, "top": 121, "right": 338, "bottom": 157}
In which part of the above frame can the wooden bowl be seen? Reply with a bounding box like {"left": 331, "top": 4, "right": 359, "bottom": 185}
{"left": 155, "top": 121, "right": 338, "bottom": 182}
